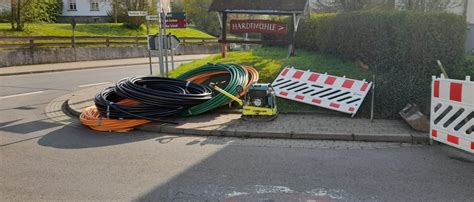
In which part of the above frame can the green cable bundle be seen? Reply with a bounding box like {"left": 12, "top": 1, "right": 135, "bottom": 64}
{"left": 177, "top": 63, "right": 248, "bottom": 116}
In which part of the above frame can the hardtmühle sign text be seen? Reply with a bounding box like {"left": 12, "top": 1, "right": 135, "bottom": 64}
{"left": 230, "top": 20, "right": 288, "bottom": 35}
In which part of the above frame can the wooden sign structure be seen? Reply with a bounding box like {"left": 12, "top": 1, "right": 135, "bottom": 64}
{"left": 147, "top": 12, "right": 187, "bottom": 28}
{"left": 230, "top": 20, "right": 288, "bottom": 35}
{"left": 209, "top": 0, "right": 309, "bottom": 58}
{"left": 166, "top": 12, "right": 187, "bottom": 28}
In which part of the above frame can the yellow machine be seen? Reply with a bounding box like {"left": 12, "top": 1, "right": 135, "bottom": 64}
{"left": 210, "top": 83, "right": 277, "bottom": 120}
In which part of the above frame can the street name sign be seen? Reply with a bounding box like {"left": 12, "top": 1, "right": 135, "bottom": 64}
{"left": 128, "top": 11, "right": 148, "bottom": 16}
{"left": 230, "top": 20, "right": 288, "bottom": 35}
{"left": 146, "top": 15, "right": 159, "bottom": 21}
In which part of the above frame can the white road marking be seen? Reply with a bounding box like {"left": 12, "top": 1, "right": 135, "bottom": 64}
{"left": 0, "top": 91, "right": 44, "bottom": 100}
{"left": 78, "top": 82, "right": 111, "bottom": 88}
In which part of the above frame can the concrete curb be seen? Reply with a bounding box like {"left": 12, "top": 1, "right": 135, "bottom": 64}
{"left": 0, "top": 59, "right": 194, "bottom": 76}
{"left": 63, "top": 96, "right": 429, "bottom": 144}
{"left": 66, "top": 100, "right": 83, "bottom": 117}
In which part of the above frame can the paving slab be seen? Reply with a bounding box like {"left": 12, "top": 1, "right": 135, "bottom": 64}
{"left": 353, "top": 132, "right": 412, "bottom": 143}
{"left": 67, "top": 84, "right": 113, "bottom": 116}
{"left": 60, "top": 85, "right": 430, "bottom": 143}
{"left": 292, "top": 131, "right": 353, "bottom": 141}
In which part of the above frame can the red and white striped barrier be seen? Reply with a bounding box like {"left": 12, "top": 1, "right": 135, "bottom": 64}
{"left": 271, "top": 67, "right": 372, "bottom": 116}
{"left": 431, "top": 75, "right": 474, "bottom": 153}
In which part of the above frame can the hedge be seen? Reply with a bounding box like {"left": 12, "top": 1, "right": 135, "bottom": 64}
{"left": 467, "top": 55, "right": 474, "bottom": 76}
{"left": 268, "top": 11, "right": 466, "bottom": 117}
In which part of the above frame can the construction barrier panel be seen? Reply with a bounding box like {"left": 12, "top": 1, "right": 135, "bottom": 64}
{"left": 430, "top": 75, "right": 474, "bottom": 153}
{"left": 271, "top": 67, "right": 372, "bottom": 117}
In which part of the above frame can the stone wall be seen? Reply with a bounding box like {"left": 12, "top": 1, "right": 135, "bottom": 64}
{"left": 0, "top": 45, "right": 219, "bottom": 67}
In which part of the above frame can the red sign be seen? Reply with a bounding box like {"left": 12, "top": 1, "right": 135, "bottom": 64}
{"left": 166, "top": 18, "right": 187, "bottom": 28}
{"left": 230, "top": 20, "right": 288, "bottom": 35}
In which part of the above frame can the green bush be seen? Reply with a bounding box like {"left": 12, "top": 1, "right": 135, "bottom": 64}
{"left": 466, "top": 55, "right": 474, "bottom": 76}
{"left": 184, "top": 0, "right": 220, "bottom": 36}
{"left": 269, "top": 11, "right": 466, "bottom": 117}
{"left": 0, "top": 10, "right": 11, "bottom": 23}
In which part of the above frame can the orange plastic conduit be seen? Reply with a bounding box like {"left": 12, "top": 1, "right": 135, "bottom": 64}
{"left": 80, "top": 99, "right": 151, "bottom": 132}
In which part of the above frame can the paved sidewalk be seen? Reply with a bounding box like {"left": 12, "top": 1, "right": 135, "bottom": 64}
{"left": 53, "top": 84, "right": 429, "bottom": 144}
{"left": 0, "top": 54, "right": 210, "bottom": 76}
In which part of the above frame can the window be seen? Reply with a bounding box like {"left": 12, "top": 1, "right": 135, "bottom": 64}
{"left": 91, "top": 0, "right": 99, "bottom": 11}
{"left": 68, "top": 0, "right": 76, "bottom": 11}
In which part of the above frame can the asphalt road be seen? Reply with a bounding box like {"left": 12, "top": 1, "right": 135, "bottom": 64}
{"left": 1, "top": 64, "right": 474, "bottom": 201}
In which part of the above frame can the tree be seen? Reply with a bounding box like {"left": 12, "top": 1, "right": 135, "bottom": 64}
{"left": 109, "top": 0, "right": 151, "bottom": 29}
{"left": 171, "top": 0, "right": 184, "bottom": 12}
{"left": 10, "top": 0, "right": 62, "bottom": 31}
{"left": 184, "top": 0, "right": 220, "bottom": 36}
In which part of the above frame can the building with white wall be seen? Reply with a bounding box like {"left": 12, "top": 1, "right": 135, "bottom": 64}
{"left": 0, "top": 0, "right": 10, "bottom": 12}
{"left": 57, "top": 0, "right": 113, "bottom": 23}
{"left": 468, "top": 0, "right": 474, "bottom": 24}
{"left": 57, "top": 0, "right": 171, "bottom": 23}
{"left": 465, "top": 0, "right": 474, "bottom": 53}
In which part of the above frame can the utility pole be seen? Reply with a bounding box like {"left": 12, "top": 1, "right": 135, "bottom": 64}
{"left": 146, "top": 19, "right": 152, "bottom": 75}
{"left": 221, "top": 12, "right": 227, "bottom": 58}
{"left": 162, "top": 6, "right": 169, "bottom": 77}
{"left": 157, "top": 0, "right": 165, "bottom": 77}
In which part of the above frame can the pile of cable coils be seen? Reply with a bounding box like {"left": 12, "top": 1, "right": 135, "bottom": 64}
{"left": 80, "top": 63, "right": 259, "bottom": 132}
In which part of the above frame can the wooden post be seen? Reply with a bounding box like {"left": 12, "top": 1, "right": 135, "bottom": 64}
{"left": 106, "top": 37, "right": 110, "bottom": 47}
{"left": 29, "top": 39, "right": 33, "bottom": 49}
{"left": 288, "top": 13, "right": 296, "bottom": 57}
{"left": 72, "top": 27, "right": 76, "bottom": 48}
{"left": 72, "top": 26, "right": 77, "bottom": 62}
{"left": 221, "top": 12, "right": 227, "bottom": 58}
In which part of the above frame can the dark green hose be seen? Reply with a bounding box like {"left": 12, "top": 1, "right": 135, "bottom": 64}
{"left": 177, "top": 63, "right": 248, "bottom": 116}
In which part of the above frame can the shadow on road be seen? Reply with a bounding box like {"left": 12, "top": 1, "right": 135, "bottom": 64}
{"left": 0, "top": 119, "right": 60, "bottom": 134}
{"left": 0, "top": 119, "right": 22, "bottom": 128}
{"left": 37, "top": 125, "right": 164, "bottom": 149}
{"left": 37, "top": 125, "right": 234, "bottom": 149}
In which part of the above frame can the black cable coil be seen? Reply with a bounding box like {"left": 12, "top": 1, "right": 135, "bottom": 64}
{"left": 115, "top": 77, "right": 212, "bottom": 107}
{"left": 94, "top": 76, "right": 213, "bottom": 121}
